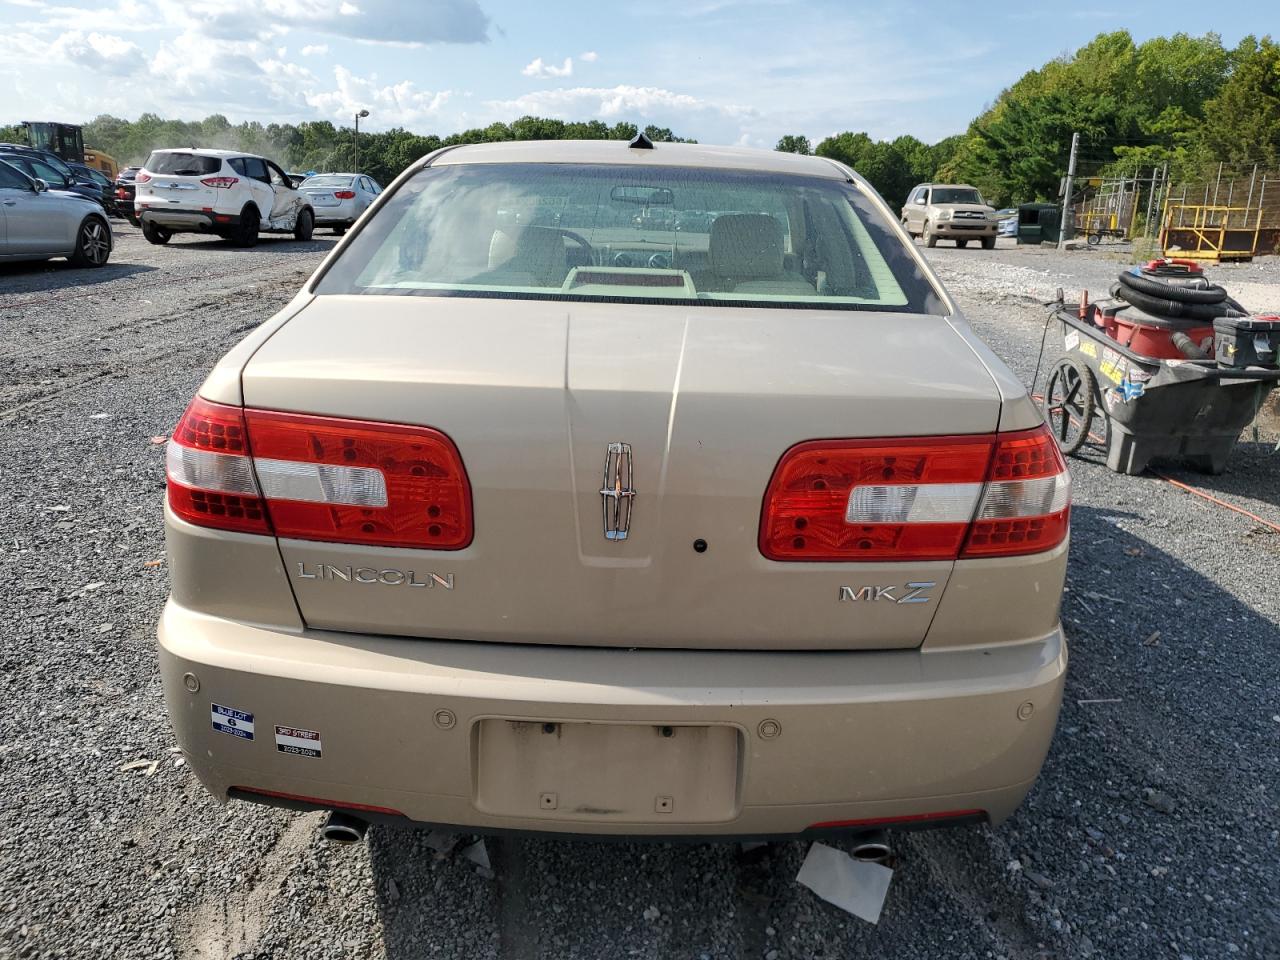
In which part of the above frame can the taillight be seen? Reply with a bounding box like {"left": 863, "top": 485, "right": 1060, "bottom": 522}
{"left": 201, "top": 176, "right": 239, "bottom": 189}
{"left": 333, "top": 190, "right": 356, "bottom": 199}
{"left": 135, "top": 172, "right": 151, "bottom": 183}
{"left": 165, "top": 397, "right": 473, "bottom": 550}
{"left": 115, "top": 187, "right": 127, "bottom": 198}
{"left": 759, "top": 425, "right": 1069, "bottom": 561}
{"left": 960, "top": 427, "right": 1071, "bottom": 558}
{"left": 166, "top": 398, "right": 269, "bottom": 535}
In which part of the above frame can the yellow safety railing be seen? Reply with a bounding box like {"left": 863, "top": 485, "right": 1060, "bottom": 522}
{"left": 1159, "top": 202, "right": 1262, "bottom": 261}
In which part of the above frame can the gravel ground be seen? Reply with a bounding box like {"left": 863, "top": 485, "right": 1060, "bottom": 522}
{"left": 1, "top": 228, "right": 1277, "bottom": 960}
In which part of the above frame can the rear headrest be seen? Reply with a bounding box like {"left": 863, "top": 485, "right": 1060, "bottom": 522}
{"left": 709, "top": 214, "right": 785, "bottom": 279}
{"left": 489, "top": 225, "right": 567, "bottom": 282}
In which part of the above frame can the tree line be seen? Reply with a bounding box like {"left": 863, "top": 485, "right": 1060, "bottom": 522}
{"left": 1, "top": 115, "right": 693, "bottom": 191}
{"left": 3, "top": 30, "right": 1276, "bottom": 208}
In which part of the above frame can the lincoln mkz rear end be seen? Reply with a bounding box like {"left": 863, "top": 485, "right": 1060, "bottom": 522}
{"left": 157, "top": 141, "right": 1069, "bottom": 839}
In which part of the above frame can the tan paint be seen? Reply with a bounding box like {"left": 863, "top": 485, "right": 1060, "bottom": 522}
{"left": 159, "top": 140, "right": 1069, "bottom": 835}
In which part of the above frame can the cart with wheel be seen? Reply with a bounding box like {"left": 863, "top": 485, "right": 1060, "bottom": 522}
{"left": 1042, "top": 304, "right": 1280, "bottom": 474}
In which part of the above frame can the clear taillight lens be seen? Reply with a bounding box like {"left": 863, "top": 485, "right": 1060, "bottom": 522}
{"left": 165, "top": 397, "right": 473, "bottom": 550}
{"left": 135, "top": 172, "right": 151, "bottom": 183}
{"left": 200, "top": 176, "right": 239, "bottom": 189}
{"left": 760, "top": 425, "right": 1070, "bottom": 561}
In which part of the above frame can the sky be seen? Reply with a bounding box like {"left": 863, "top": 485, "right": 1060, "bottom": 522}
{"left": 1, "top": 0, "right": 1276, "bottom": 148}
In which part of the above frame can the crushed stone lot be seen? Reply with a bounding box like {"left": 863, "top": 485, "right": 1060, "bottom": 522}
{"left": 1, "top": 230, "right": 1278, "bottom": 960}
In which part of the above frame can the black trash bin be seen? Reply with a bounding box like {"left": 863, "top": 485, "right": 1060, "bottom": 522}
{"left": 1017, "top": 203, "right": 1060, "bottom": 245}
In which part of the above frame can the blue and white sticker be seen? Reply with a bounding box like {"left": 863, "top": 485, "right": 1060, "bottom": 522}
{"left": 211, "top": 703, "right": 255, "bottom": 740}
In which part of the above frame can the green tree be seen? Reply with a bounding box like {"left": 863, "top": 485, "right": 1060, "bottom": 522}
{"left": 774, "top": 134, "right": 812, "bottom": 154}
{"left": 1194, "top": 36, "right": 1280, "bottom": 168}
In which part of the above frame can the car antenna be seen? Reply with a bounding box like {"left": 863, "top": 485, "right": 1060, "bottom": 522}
{"left": 628, "top": 132, "right": 655, "bottom": 150}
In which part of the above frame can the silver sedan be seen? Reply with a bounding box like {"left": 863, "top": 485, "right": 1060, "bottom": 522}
{"left": 298, "top": 173, "right": 381, "bottom": 235}
{"left": 0, "top": 160, "right": 112, "bottom": 267}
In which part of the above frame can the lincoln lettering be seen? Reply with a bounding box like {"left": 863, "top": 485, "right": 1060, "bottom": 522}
{"left": 295, "top": 563, "right": 454, "bottom": 589}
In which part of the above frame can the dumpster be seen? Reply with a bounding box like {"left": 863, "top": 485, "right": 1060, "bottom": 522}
{"left": 1017, "top": 203, "right": 1061, "bottom": 245}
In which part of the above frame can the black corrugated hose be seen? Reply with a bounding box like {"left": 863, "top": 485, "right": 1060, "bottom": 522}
{"left": 1114, "top": 267, "right": 1248, "bottom": 321}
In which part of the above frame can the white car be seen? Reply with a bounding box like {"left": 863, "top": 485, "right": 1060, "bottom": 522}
{"left": 0, "top": 159, "right": 112, "bottom": 266}
{"left": 299, "top": 173, "right": 381, "bottom": 234}
{"left": 135, "top": 149, "right": 314, "bottom": 247}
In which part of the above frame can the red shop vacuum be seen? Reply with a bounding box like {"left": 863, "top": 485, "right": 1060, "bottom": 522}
{"left": 1044, "top": 259, "right": 1280, "bottom": 474}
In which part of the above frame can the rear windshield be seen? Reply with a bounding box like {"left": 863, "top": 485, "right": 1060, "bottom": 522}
{"left": 145, "top": 152, "right": 222, "bottom": 176}
{"left": 303, "top": 175, "right": 354, "bottom": 188}
{"left": 315, "top": 163, "right": 943, "bottom": 314}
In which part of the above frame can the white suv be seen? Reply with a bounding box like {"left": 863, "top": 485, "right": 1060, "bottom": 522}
{"left": 135, "top": 149, "right": 314, "bottom": 246}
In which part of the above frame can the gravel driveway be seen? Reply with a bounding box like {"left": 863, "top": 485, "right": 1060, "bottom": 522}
{"left": 2, "top": 230, "right": 1276, "bottom": 960}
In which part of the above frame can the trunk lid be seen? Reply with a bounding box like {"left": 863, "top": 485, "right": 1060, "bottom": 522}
{"left": 240, "top": 296, "right": 1002, "bottom": 650}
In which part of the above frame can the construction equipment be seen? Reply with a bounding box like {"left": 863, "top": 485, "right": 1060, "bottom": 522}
{"left": 20, "top": 121, "right": 119, "bottom": 179}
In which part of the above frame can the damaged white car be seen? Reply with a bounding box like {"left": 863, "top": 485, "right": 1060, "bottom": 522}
{"left": 135, "top": 149, "right": 315, "bottom": 247}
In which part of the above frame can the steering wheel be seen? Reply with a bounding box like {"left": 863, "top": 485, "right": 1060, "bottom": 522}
{"left": 556, "top": 228, "right": 595, "bottom": 266}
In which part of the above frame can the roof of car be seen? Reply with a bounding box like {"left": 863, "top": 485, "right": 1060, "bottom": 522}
{"left": 432, "top": 140, "right": 849, "bottom": 179}
{"left": 922, "top": 183, "right": 980, "bottom": 190}
{"left": 150, "top": 148, "right": 253, "bottom": 158}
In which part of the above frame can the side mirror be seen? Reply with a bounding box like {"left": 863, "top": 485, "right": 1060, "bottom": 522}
{"left": 33, "top": 178, "right": 48, "bottom": 194}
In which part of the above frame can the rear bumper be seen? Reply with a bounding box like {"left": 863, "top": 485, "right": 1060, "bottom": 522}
{"left": 158, "top": 600, "right": 1067, "bottom": 836}
{"left": 139, "top": 207, "right": 239, "bottom": 232}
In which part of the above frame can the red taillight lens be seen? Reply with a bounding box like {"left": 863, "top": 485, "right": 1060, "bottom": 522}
{"left": 115, "top": 187, "right": 127, "bottom": 198}
{"left": 201, "top": 176, "right": 239, "bottom": 189}
{"left": 333, "top": 190, "right": 356, "bottom": 199}
{"left": 759, "top": 425, "right": 1069, "bottom": 562}
{"left": 166, "top": 397, "right": 270, "bottom": 535}
{"left": 960, "top": 426, "right": 1070, "bottom": 558}
{"left": 165, "top": 398, "right": 473, "bottom": 550}
{"left": 135, "top": 172, "right": 151, "bottom": 183}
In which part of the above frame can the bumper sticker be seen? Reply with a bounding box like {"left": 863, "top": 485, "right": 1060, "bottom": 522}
{"left": 275, "top": 725, "right": 323, "bottom": 759}
{"left": 211, "top": 704, "right": 255, "bottom": 741}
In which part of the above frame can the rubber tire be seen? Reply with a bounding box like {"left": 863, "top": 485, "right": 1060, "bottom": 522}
{"left": 981, "top": 236, "right": 996, "bottom": 250}
{"left": 1043, "top": 356, "right": 1097, "bottom": 456}
{"left": 923, "top": 221, "right": 937, "bottom": 248}
{"left": 235, "top": 207, "right": 260, "bottom": 247}
{"left": 69, "top": 217, "right": 111, "bottom": 267}
{"left": 293, "top": 208, "right": 314, "bottom": 242}
{"left": 1087, "top": 232, "right": 1101, "bottom": 246}
{"left": 142, "top": 222, "right": 171, "bottom": 245}
{"left": 333, "top": 226, "right": 347, "bottom": 236}
{"left": 956, "top": 239, "right": 969, "bottom": 249}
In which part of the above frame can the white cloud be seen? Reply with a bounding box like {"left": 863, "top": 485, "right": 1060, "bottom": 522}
{"left": 139, "top": 0, "right": 489, "bottom": 46}
{"left": 579, "top": 50, "right": 598, "bottom": 62}
{"left": 307, "top": 65, "right": 452, "bottom": 126}
{"left": 521, "top": 56, "right": 573, "bottom": 79}
{"left": 488, "top": 84, "right": 741, "bottom": 121}
{"left": 301, "top": 43, "right": 329, "bottom": 56}
{"left": 50, "top": 30, "right": 144, "bottom": 76}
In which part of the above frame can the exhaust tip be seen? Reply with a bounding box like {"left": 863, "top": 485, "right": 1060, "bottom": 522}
{"left": 320, "top": 810, "right": 368, "bottom": 845}
{"left": 850, "top": 829, "right": 893, "bottom": 865}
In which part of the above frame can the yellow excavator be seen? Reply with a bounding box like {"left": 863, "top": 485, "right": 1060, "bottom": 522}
{"left": 20, "top": 121, "right": 120, "bottom": 178}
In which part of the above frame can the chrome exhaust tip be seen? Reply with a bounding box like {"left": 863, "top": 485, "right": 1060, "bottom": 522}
{"left": 320, "top": 810, "right": 368, "bottom": 845}
{"left": 850, "top": 829, "right": 893, "bottom": 865}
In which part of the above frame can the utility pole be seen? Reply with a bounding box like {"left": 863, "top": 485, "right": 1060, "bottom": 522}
{"left": 354, "top": 108, "right": 369, "bottom": 173}
{"left": 1058, "top": 131, "right": 1079, "bottom": 250}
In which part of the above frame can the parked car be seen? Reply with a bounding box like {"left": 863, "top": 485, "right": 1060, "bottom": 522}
{"left": 0, "top": 145, "right": 106, "bottom": 210}
{"left": 69, "top": 162, "right": 119, "bottom": 216}
{"left": 995, "top": 207, "right": 1018, "bottom": 238}
{"left": 298, "top": 173, "right": 381, "bottom": 234}
{"left": 158, "top": 140, "right": 1069, "bottom": 842}
{"left": 114, "top": 166, "right": 142, "bottom": 226}
{"left": 0, "top": 159, "right": 112, "bottom": 266}
{"left": 901, "top": 183, "right": 999, "bottom": 249}
{"left": 134, "top": 149, "right": 314, "bottom": 246}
